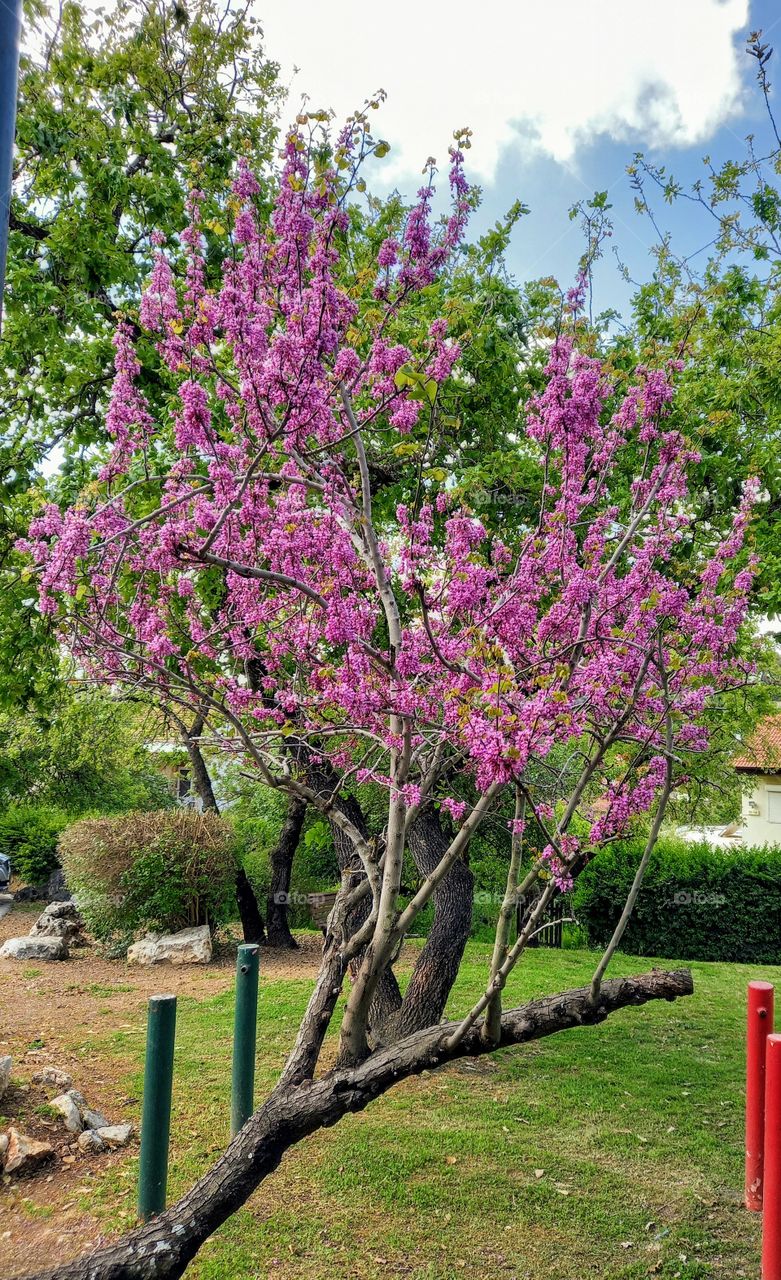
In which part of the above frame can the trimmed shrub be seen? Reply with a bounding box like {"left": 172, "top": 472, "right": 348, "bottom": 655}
{"left": 573, "top": 837, "right": 781, "bottom": 963}
{"left": 0, "top": 805, "right": 71, "bottom": 885}
{"left": 59, "top": 809, "right": 238, "bottom": 942}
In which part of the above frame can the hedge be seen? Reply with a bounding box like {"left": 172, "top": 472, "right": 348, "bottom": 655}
{"left": 0, "top": 805, "right": 72, "bottom": 885}
{"left": 573, "top": 837, "right": 781, "bottom": 964}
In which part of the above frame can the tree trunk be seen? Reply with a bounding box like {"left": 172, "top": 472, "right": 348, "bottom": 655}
{"left": 20, "top": 968, "right": 694, "bottom": 1280}
{"left": 266, "top": 796, "right": 306, "bottom": 949}
{"left": 385, "top": 804, "right": 474, "bottom": 1039}
{"left": 181, "top": 715, "right": 220, "bottom": 814}
{"left": 235, "top": 866, "right": 266, "bottom": 945}
{"left": 331, "top": 789, "right": 403, "bottom": 1033}
{"left": 180, "top": 713, "right": 267, "bottom": 946}
{"left": 304, "top": 759, "right": 402, "bottom": 1031}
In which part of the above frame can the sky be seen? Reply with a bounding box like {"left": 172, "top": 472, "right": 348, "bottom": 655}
{"left": 259, "top": 0, "right": 781, "bottom": 318}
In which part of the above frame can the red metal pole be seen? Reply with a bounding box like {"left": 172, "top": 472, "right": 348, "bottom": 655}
{"left": 747, "top": 980, "right": 775, "bottom": 1211}
{"left": 763, "top": 1034, "right": 781, "bottom": 1279}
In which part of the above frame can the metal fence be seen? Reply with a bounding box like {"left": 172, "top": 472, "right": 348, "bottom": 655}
{"left": 516, "top": 892, "right": 569, "bottom": 948}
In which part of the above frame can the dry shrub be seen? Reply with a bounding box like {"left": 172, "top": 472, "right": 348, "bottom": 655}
{"left": 59, "top": 809, "right": 237, "bottom": 943}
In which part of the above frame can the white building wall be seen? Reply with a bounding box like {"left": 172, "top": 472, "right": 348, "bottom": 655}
{"left": 739, "top": 773, "right": 781, "bottom": 846}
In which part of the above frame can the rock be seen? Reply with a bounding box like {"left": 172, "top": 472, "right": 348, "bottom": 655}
{"left": 4, "top": 1128, "right": 54, "bottom": 1174}
{"left": 95, "top": 1124, "right": 133, "bottom": 1149}
{"left": 12, "top": 884, "right": 48, "bottom": 903}
{"left": 0, "top": 1133, "right": 8, "bottom": 1163}
{"left": 0, "top": 1056, "right": 11, "bottom": 1100}
{"left": 49, "top": 1093, "right": 83, "bottom": 1133}
{"left": 30, "top": 901, "right": 84, "bottom": 940}
{"left": 32, "top": 1067, "right": 72, "bottom": 1090}
{"left": 81, "top": 1108, "right": 109, "bottom": 1131}
{"left": 76, "top": 1129, "right": 105, "bottom": 1154}
{"left": 29, "top": 915, "right": 76, "bottom": 939}
{"left": 64, "top": 1090, "right": 108, "bottom": 1130}
{"left": 43, "top": 900, "right": 79, "bottom": 921}
{"left": 127, "top": 924, "right": 212, "bottom": 966}
{"left": 45, "top": 869, "right": 72, "bottom": 902}
{"left": 0, "top": 936, "right": 68, "bottom": 961}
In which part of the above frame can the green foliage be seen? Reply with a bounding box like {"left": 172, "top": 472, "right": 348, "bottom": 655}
{"left": 0, "top": 684, "right": 172, "bottom": 815}
{"left": 59, "top": 809, "right": 238, "bottom": 942}
{"left": 618, "top": 48, "right": 781, "bottom": 617}
{"left": 230, "top": 786, "right": 339, "bottom": 928}
{"left": 0, "top": 686, "right": 175, "bottom": 887}
{"left": 574, "top": 837, "right": 781, "bottom": 963}
{"left": 9, "top": 0, "right": 280, "bottom": 458}
{"left": 0, "top": 0, "right": 282, "bottom": 710}
{"left": 0, "top": 804, "right": 71, "bottom": 884}
{"left": 297, "top": 820, "right": 340, "bottom": 890}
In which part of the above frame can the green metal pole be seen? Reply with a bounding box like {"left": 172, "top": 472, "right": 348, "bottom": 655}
{"left": 0, "top": 0, "right": 23, "bottom": 332}
{"left": 138, "top": 994, "right": 177, "bottom": 1222}
{"left": 231, "top": 943, "right": 259, "bottom": 1137}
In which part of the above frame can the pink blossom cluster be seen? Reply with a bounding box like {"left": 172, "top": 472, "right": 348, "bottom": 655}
{"left": 19, "top": 118, "right": 758, "bottom": 874}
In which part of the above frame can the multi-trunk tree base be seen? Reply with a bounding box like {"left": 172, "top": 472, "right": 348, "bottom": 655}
{"left": 20, "top": 968, "right": 693, "bottom": 1280}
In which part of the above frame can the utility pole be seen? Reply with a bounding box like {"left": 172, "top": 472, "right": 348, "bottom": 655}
{"left": 0, "top": 0, "right": 23, "bottom": 331}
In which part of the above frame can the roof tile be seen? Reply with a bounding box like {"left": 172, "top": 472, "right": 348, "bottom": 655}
{"left": 733, "top": 715, "right": 781, "bottom": 771}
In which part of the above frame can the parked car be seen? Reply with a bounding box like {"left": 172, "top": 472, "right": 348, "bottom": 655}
{"left": 0, "top": 854, "right": 10, "bottom": 891}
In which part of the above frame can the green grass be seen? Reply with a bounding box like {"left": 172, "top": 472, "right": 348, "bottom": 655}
{"left": 86, "top": 981, "right": 136, "bottom": 997}
{"left": 17, "top": 1198, "right": 55, "bottom": 1221}
{"left": 76, "top": 946, "right": 764, "bottom": 1279}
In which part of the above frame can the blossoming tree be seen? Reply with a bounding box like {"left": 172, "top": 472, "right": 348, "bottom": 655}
{"left": 20, "top": 114, "right": 757, "bottom": 1280}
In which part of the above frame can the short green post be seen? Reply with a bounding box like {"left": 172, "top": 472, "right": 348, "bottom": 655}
{"left": 231, "top": 943, "right": 259, "bottom": 1137}
{"left": 138, "top": 993, "right": 177, "bottom": 1222}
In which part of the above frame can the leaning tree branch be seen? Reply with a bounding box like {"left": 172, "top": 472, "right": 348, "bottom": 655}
{"left": 20, "top": 968, "right": 693, "bottom": 1280}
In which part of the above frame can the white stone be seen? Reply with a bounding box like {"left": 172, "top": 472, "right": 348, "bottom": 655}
{"left": 32, "top": 1067, "right": 72, "bottom": 1090}
{"left": 95, "top": 1124, "right": 133, "bottom": 1148}
{"left": 30, "top": 901, "right": 83, "bottom": 939}
{"left": 0, "top": 1057, "right": 11, "bottom": 1100}
{"left": 127, "top": 925, "right": 212, "bottom": 966}
{"left": 0, "top": 1133, "right": 8, "bottom": 1163}
{"left": 81, "top": 1108, "right": 109, "bottom": 1131}
{"left": 61, "top": 1090, "right": 109, "bottom": 1130}
{"left": 0, "top": 936, "right": 68, "bottom": 961}
{"left": 29, "top": 916, "right": 77, "bottom": 939}
{"left": 43, "top": 901, "right": 80, "bottom": 921}
{"left": 77, "top": 1129, "right": 105, "bottom": 1154}
{"left": 49, "top": 1093, "right": 83, "bottom": 1133}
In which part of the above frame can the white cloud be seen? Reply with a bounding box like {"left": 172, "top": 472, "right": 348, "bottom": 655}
{"left": 259, "top": 0, "right": 751, "bottom": 183}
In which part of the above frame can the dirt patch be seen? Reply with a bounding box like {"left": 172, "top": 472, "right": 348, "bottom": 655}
{"left": 0, "top": 905, "right": 325, "bottom": 1277}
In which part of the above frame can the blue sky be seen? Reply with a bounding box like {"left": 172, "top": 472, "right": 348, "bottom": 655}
{"left": 487, "top": 0, "right": 781, "bottom": 318}
{"left": 261, "top": 0, "right": 781, "bottom": 320}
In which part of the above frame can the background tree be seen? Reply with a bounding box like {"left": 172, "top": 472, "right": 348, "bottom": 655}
{"left": 0, "top": 678, "right": 169, "bottom": 814}
{"left": 0, "top": 0, "right": 282, "bottom": 708}
{"left": 0, "top": 677, "right": 172, "bottom": 886}
{"left": 603, "top": 30, "right": 781, "bottom": 617}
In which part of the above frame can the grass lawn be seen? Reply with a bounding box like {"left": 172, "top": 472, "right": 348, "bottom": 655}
{"left": 81, "top": 943, "right": 762, "bottom": 1279}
